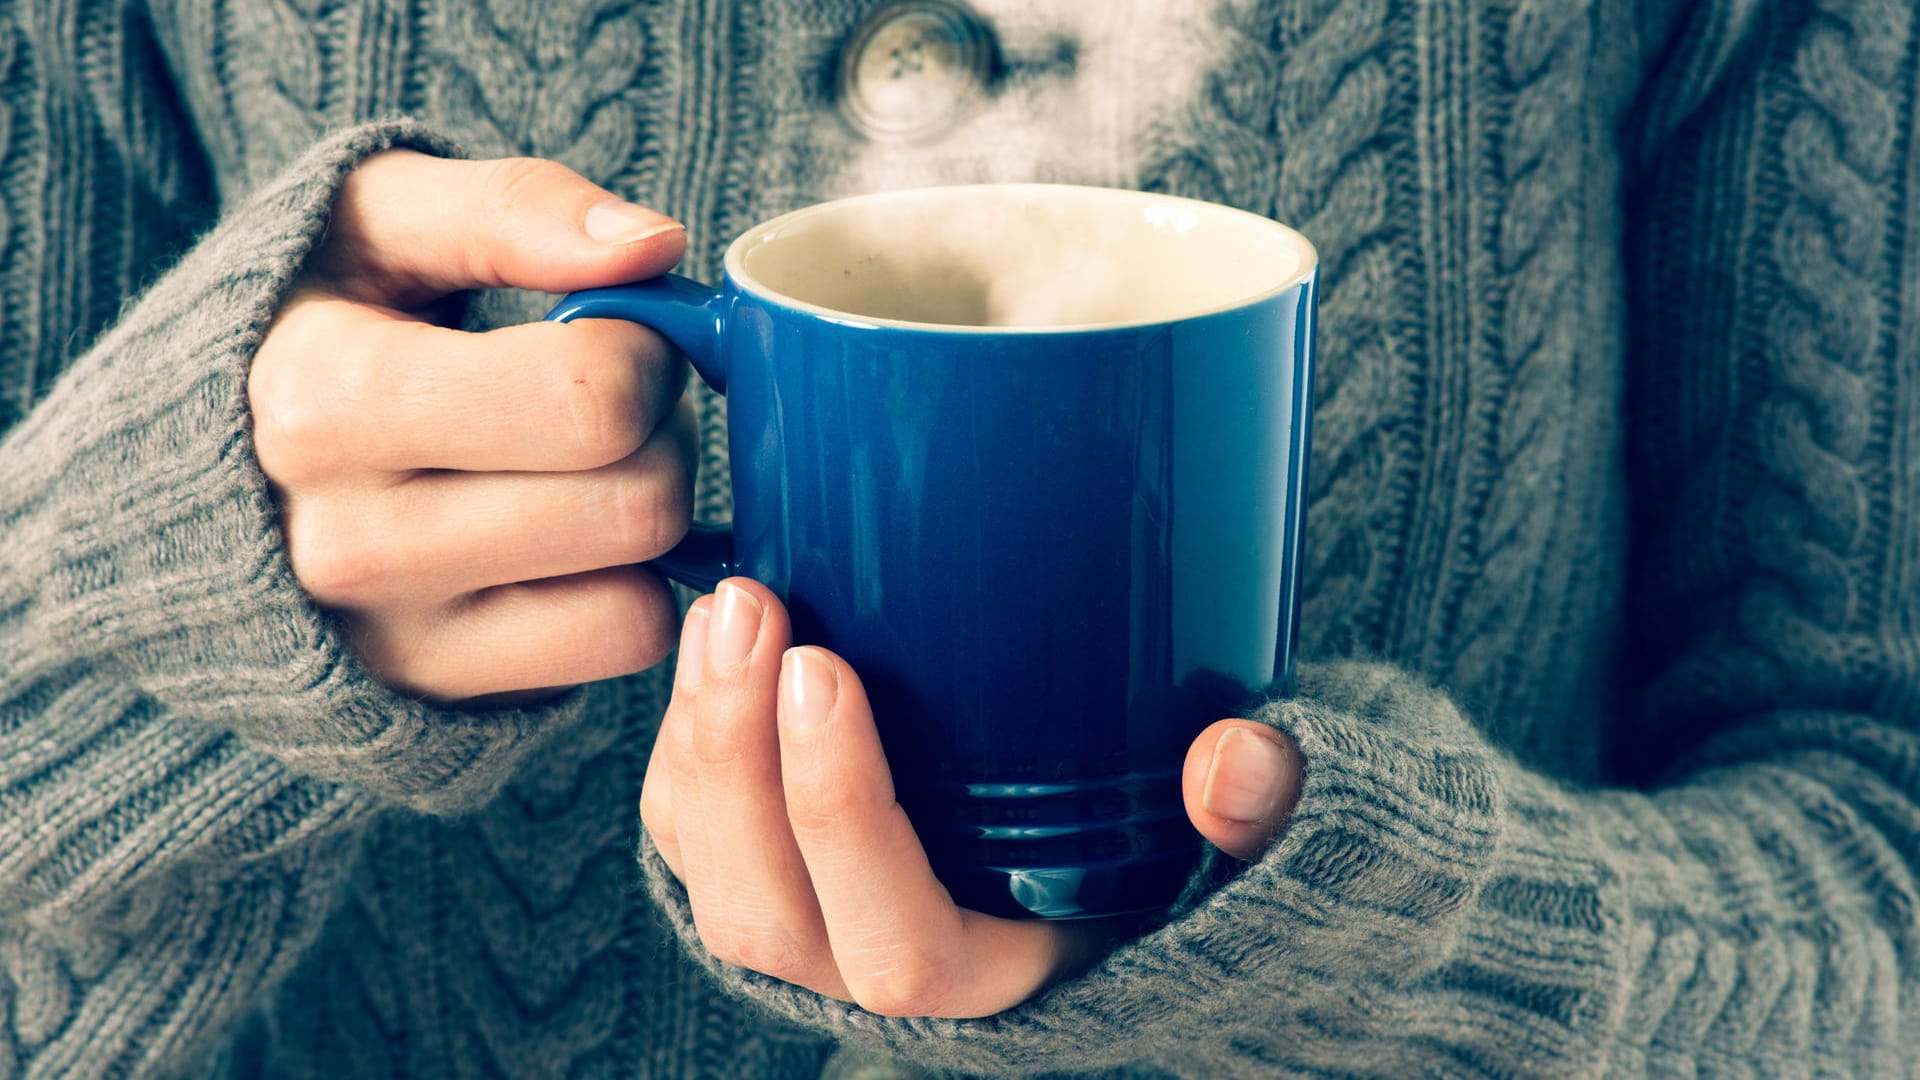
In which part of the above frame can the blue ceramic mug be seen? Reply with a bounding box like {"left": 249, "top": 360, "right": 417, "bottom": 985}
{"left": 548, "top": 184, "right": 1317, "bottom": 919}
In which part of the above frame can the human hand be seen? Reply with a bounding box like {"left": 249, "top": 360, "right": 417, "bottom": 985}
{"left": 639, "top": 578, "right": 1303, "bottom": 1018}
{"left": 250, "top": 151, "right": 696, "bottom": 701}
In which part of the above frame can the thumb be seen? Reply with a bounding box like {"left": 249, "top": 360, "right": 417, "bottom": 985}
{"left": 311, "top": 150, "right": 687, "bottom": 307}
{"left": 1182, "top": 719, "right": 1303, "bottom": 861}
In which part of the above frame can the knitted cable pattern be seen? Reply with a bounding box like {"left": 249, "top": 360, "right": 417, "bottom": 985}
{"left": 0, "top": 7, "right": 36, "bottom": 434}
{"left": 1639, "top": 0, "right": 1910, "bottom": 739}
{"left": 1139, "top": 0, "right": 1422, "bottom": 666}
{"left": 1438, "top": 0, "right": 1593, "bottom": 739}
{"left": 6, "top": 0, "right": 1920, "bottom": 1075}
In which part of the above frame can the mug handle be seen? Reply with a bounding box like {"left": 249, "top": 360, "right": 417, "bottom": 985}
{"left": 545, "top": 275, "right": 736, "bottom": 592}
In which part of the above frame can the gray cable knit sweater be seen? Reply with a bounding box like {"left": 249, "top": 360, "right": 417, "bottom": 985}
{"left": 2, "top": 0, "right": 1916, "bottom": 1076}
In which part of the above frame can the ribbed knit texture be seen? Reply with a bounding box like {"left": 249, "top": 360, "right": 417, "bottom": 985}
{"left": 2, "top": 0, "right": 1917, "bottom": 1076}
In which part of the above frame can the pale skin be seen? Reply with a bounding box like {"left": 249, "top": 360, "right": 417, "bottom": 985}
{"left": 252, "top": 149, "right": 1306, "bottom": 1019}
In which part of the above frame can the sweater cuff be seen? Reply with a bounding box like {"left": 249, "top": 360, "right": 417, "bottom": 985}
{"left": 638, "top": 661, "right": 1506, "bottom": 1076}
{"left": 0, "top": 120, "right": 577, "bottom": 815}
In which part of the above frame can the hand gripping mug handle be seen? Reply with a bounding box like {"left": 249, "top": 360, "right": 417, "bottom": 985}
{"left": 546, "top": 276, "right": 735, "bottom": 592}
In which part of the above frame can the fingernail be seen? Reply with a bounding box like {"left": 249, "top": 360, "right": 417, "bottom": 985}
{"left": 707, "top": 581, "right": 761, "bottom": 669}
{"left": 1203, "top": 727, "right": 1288, "bottom": 823}
{"left": 780, "top": 648, "right": 836, "bottom": 730}
{"left": 583, "top": 199, "right": 683, "bottom": 245}
{"left": 676, "top": 605, "right": 709, "bottom": 690}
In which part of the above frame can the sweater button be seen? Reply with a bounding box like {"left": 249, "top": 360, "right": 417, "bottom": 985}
{"left": 837, "top": 1, "right": 997, "bottom": 142}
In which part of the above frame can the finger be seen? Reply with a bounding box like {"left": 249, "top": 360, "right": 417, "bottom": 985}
{"left": 1181, "top": 719, "right": 1303, "bottom": 861}
{"left": 348, "top": 564, "right": 678, "bottom": 700}
{"left": 681, "top": 579, "right": 848, "bottom": 997}
{"left": 290, "top": 399, "right": 698, "bottom": 608}
{"left": 641, "top": 601, "right": 709, "bottom": 883}
{"left": 777, "top": 647, "right": 1071, "bottom": 1017}
{"left": 658, "top": 596, "right": 735, "bottom": 973}
{"left": 312, "top": 150, "right": 688, "bottom": 307}
{"left": 254, "top": 292, "right": 686, "bottom": 478}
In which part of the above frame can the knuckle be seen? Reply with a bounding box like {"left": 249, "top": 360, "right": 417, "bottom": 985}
{"left": 315, "top": 151, "right": 418, "bottom": 263}
{"left": 703, "top": 927, "right": 752, "bottom": 970}
{"left": 250, "top": 395, "right": 322, "bottom": 487}
{"left": 638, "top": 779, "right": 673, "bottom": 838}
{"left": 612, "top": 452, "right": 692, "bottom": 563}
{"left": 469, "top": 157, "right": 580, "bottom": 287}
{"left": 784, "top": 768, "right": 875, "bottom": 838}
{"left": 287, "top": 515, "right": 396, "bottom": 607}
{"left": 251, "top": 345, "right": 348, "bottom": 488}
{"left": 328, "top": 351, "right": 384, "bottom": 426}
{"left": 253, "top": 304, "right": 408, "bottom": 487}
{"left": 689, "top": 712, "right": 758, "bottom": 769}
{"left": 343, "top": 616, "right": 439, "bottom": 697}
{"left": 477, "top": 157, "right": 575, "bottom": 229}
{"left": 602, "top": 567, "right": 678, "bottom": 672}
{"left": 557, "top": 348, "right": 647, "bottom": 469}
{"left": 383, "top": 632, "right": 482, "bottom": 702}
{"left": 620, "top": 628, "right": 676, "bottom": 677}
{"left": 723, "top": 928, "right": 816, "bottom": 982}
{"left": 847, "top": 961, "right": 951, "bottom": 1018}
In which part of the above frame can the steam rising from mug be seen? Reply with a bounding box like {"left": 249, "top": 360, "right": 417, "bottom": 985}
{"left": 772, "top": 199, "right": 1136, "bottom": 327}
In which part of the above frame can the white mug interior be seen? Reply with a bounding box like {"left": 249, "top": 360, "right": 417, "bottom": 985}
{"left": 723, "top": 184, "right": 1318, "bottom": 333}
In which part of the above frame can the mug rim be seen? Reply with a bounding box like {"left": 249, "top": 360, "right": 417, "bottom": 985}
{"left": 720, "top": 183, "right": 1320, "bottom": 336}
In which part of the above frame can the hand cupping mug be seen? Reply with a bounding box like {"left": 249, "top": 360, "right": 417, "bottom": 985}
{"left": 548, "top": 184, "right": 1317, "bottom": 919}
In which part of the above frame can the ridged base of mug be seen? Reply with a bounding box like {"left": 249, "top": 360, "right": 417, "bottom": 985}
{"left": 904, "top": 766, "right": 1200, "bottom": 919}
{"left": 933, "top": 848, "right": 1201, "bottom": 919}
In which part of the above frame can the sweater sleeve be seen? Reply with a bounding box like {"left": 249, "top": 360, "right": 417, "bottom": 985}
{"left": 0, "top": 118, "right": 578, "bottom": 821}
{"left": 0, "top": 6, "right": 581, "bottom": 1071}
{"left": 636, "top": 5, "right": 1920, "bottom": 1076}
